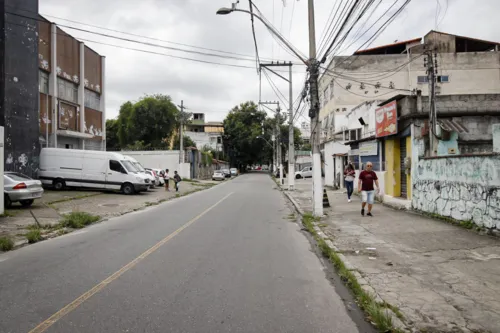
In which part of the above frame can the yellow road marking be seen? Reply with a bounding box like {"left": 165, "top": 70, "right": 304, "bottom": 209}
{"left": 28, "top": 192, "right": 233, "bottom": 333}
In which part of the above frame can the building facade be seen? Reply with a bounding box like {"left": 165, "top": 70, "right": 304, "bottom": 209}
{"left": 38, "top": 16, "right": 106, "bottom": 151}
{"left": 318, "top": 30, "right": 500, "bottom": 136}
{"left": 184, "top": 113, "right": 224, "bottom": 152}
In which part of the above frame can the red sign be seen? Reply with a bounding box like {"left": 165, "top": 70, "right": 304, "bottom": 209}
{"left": 375, "top": 101, "right": 397, "bottom": 138}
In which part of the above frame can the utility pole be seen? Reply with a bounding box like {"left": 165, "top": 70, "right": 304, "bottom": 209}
{"left": 177, "top": 100, "right": 192, "bottom": 164}
{"left": 426, "top": 50, "right": 437, "bottom": 157}
{"left": 308, "top": 0, "right": 323, "bottom": 216}
{"left": 179, "top": 100, "right": 185, "bottom": 163}
{"left": 259, "top": 100, "right": 280, "bottom": 175}
{"left": 288, "top": 62, "right": 295, "bottom": 191}
{"left": 259, "top": 62, "right": 294, "bottom": 190}
{"left": 276, "top": 105, "right": 283, "bottom": 186}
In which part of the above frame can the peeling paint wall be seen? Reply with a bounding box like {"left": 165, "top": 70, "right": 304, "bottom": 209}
{"left": 413, "top": 155, "right": 500, "bottom": 230}
{"left": 2, "top": 0, "right": 41, "bottom": 178}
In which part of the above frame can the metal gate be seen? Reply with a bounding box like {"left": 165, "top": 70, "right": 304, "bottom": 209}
{"left": 400, "top": 137, "right": 407, "bottom": 198}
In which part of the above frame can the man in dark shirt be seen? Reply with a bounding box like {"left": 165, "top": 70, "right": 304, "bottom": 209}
{"left": 358, "top": 162, "right": 379, "bottom": 217}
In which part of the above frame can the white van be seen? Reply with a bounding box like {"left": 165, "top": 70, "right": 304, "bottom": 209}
{"left": 123, "top": 155, "right": 155, "bottom": 188}
{"left": 39, "top": 148, "right": 150, "bottom": 194}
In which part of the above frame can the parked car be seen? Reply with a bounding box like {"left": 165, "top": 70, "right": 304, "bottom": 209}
{"left": 221, "top": 169, "right": 231, "bottom": 178}
{"left": 39, "top": 148, "right": 150, "bottom": 194}
{"left": 230, "top": 168, "right": 238, "bottom": 176}
{"left": 212, "top": 171, "right": 225, "bottom": 181}
{"left": 4, "top": 172, "right": 44, "bottom": 208}
{"left": 123, "top": 156, "right": 155, "bottom": 189}
{"left": 295, "top": 166, "right": 313, "bottom": 179}
{"left": 152, "top": 168, "right": 165, "bottom": 186}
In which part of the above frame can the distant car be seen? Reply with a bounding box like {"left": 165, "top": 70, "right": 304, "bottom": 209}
{"left": 144, "top": 170, "right": 157, "bottom": 188}
{"left": 212, "top": 171, "right": 225, "bottom": 181}
{"left": 295, "top": 166, "right": 313, "bottom": 179}
{"left": 230, "top": 168, "right": 238, "bottom": 176}
{"left": 4, "top": 172, "right": 44, "bottom": 208}
{"left": 221, "top": 169, "right": 231, "bottom": 178}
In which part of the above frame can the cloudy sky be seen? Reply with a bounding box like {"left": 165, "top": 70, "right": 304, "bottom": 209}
{"left": 39, "top": 0, "right": 500, "bottom": 124}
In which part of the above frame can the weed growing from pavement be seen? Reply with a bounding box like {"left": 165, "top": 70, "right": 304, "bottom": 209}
{"left": 0, "top": 236, "right": 14, "bottom": 251}
{"left": 302, "top": 213, "right": 404, "bottom": 333}
{"left": 26, "top": 229, "right": 43, "bottom": 243}
{"left": 59, "top": 212, "right": 100, "bottom": 229}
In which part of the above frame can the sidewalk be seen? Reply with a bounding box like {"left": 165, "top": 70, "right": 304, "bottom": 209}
{"left": 285, "top": 178, "right": 500, "bottom": 333}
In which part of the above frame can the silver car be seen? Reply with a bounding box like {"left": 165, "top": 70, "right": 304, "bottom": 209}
{"left": 212, "top": 171, "right": 225, "bottom": 181}
{"left": 4, "top": 172, "right": 44, "bottom": 208}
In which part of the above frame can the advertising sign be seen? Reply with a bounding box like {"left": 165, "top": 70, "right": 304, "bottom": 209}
{"left": 375, "top": 101, "right": 397, "bottom": 138}
{"left": 359, "top": 140, "right": 378, "bottom": 156}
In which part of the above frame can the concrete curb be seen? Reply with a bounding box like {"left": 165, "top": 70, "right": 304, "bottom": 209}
{"left": 282, "top": 189, "right": 411, "bottom": 333}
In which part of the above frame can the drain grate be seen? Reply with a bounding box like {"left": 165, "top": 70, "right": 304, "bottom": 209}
{"left": 101, "top": 203, "right": 119, "bottom": 207}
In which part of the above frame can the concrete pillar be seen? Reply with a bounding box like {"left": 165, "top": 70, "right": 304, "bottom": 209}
{"left": 79, "top": 42, "right": 85, "bottom": 149}
{"left": 100, "top": 56, "right": 106, "bottom": 151}
{"left": 50, "top": 23, "right": 58, "bottom": 147}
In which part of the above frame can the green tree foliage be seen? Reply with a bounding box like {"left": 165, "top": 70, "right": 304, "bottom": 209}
{"left": 173, "top": 135, "right": 196, "bottom": 150}
{"left": 105, "top": 119, "right": 121, "bottom": 151}
{"left": 222, "top": 101, "right": 303, "bottom": 170}
{"left": 116, "top": 94, "right": 179, "bottom": 148}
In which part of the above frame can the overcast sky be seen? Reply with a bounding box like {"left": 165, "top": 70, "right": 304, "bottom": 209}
{"left": 39, "top": 0, "right": 500, "bottom": 124}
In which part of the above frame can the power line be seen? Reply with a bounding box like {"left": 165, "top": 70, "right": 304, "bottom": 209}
{"left": 5, "top": 3, "right": 291, "bottom": 63}
{"left": 262, "top": 69, "right": 289, "bottom": 106}
{"left": 249, "top": 0, "right": 261, "bottom": 73}
{"left": 318, "top": 0, "right": 353, "bottom": 57}
{"left": 317, "top": 0, "right": 343, "bottom": 55}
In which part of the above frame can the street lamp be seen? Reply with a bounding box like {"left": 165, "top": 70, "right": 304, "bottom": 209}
{"left": 215, "top": 5, "right": 307, "bottom": 65}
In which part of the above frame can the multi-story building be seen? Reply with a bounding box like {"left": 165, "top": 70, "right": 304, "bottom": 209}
{"left": 184, "top": 113, "right": 224, "bottom": 152}
{"left": 319, "top": 30, "right": 500, "bottom": 136}
{"left": 38, "top": 16, "right": 106, "bottom": 150}
{"left": 319, "top": 30, "right": 500, "bottom": 191}
{"left": 0, "top": 1, "right": 105, "bottom": 178}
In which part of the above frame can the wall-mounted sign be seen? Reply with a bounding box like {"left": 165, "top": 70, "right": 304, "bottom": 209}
{"left": 375, "top": 100, "right": 397, "bottom": 138}
{"left": 348, "top": 149, "right": 359, "bottom": 156}
{"left": 359, "top": 140, "right": 378, "bottom": 156}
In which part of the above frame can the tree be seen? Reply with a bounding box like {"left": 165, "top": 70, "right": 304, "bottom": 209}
{"left": 173, "top": 135, "right": 196, "bottom": 150}
{"left": 117, "top": 94, "right": 179, "bottom": 148}
{"left": 105, "top": 119, "right": 121, "bottom": 151}
{"left": 223, "top": 101, "right": 267, "bottom": 169}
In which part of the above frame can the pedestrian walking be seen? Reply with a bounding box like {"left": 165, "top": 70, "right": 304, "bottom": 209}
{"left": 173, "top": 171, "right": 182, "bottom": 192}
{"left": 164, "top": 169, "right": 170, "bottom": 191}
{"left": 344, "top": 163, "right": 355, "bottom": 202}
{"left": 358, "top": 162, "right": 379, "bottom": 217}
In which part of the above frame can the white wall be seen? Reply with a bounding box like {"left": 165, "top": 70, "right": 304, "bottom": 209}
{"left": 324, "top": 140, "right": 349, "bottom": 187}
{"left": 185, "top": 131, "right": 221, "bottom": 151}
{"left": 122, "top": 150, "right": 182, "bottom": 175}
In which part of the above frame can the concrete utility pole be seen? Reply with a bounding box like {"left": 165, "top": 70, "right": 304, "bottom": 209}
{"left": 276, "top": 106, "right": 283, "bottom": 186}
{"left": 426, "top": 50, "right": 437, "bottom": 156}
{"left": 259, "top": 62, "right": 294, "bottom": 190}
{"left": 177, "top": 100, "right": 192, "bottom": 164}
{"left": 308, "top": 0, "right": 323, "bottom": 216}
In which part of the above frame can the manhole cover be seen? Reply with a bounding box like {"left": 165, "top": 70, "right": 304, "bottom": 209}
{"left": 100, "top": 203, "right": 120, "bottom": 207}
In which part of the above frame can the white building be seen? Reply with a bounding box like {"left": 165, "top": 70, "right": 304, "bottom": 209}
{"left": 184, "top": 113, "right": 224, "bottom": 153}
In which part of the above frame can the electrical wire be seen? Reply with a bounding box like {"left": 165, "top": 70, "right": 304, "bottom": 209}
{"left": 5, "top": 3, "right": 290, "bottom": 63}
{"left": 317, "top": 0, "right": 343, "bottom": 56}
{"left": 262, "top": 69, "right": 289, "bottom": 106}
{"left": 318, "top": 0, "right": 354, "bottom": 57}
{"left": 287, "top": 0, "right": 296, "bottom": 39}
{"left": 249, "top": 0, "right": 261, "bottom": 73}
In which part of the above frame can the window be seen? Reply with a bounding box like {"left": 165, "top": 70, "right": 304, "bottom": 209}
{"left": 39, "top": 71, "right": 49, "bottom": 94}
{"left": 323, "top": 87, "right": 329, "bottom": 107}
{"left": 58, "top": 79, "right": 78, "bottom": 103}
{"left": 65, "top": 144, "right": 73, "bottom": 149}
{"left": 109, "top": 160, "right": 122, "bottom": 173}
{"left": 417, "top": 76, "right": 428, "bottom": 84}
{"left": 329, "top": 80, "right": 334, "bottom": 99}
{"left": 357, "top": 128, "right": 362, "bottom": 140}
{"left": 84, "top": 89, "right": 101, "bottom": 110}
{"left": 437, "top": 75, "right": 449, "bottom": 83}
{"left": 210, "top": 137, "right": 217, "bottom": 143}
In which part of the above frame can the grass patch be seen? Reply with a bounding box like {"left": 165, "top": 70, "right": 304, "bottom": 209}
{"left": 26, "top": 229, "right": 43, "bottom": 244}
{"left": 59, "top": 212, "right": 100, "bottom": 229}
{"left": 301, "top": 213, "right": 403, "bottom": 332}
{"left": 421, "top": 211, "right": 478, "bottom": 231}
{"left": 0, "top": 236, "right": 14, "bottom": 251}
{"left": 318, "top": 223, "right": 329, "bottom": 228}
{"left": 144, "top": 201, "right": 156, "bottom": 207}
{"left": 0, "top": 210, "right": 16, "bottom": 217}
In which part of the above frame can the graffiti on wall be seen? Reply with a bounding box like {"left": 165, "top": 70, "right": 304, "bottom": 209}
{"left": 413, "top": 156, "right": 500, "bottom": 230}
{"left": 415, "top": 156, "right": 500, "bottom": 187}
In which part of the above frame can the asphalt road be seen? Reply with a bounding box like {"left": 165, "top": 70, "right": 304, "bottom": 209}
{"left": 0, "top": 173, "right": 372, "bottom": 333}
